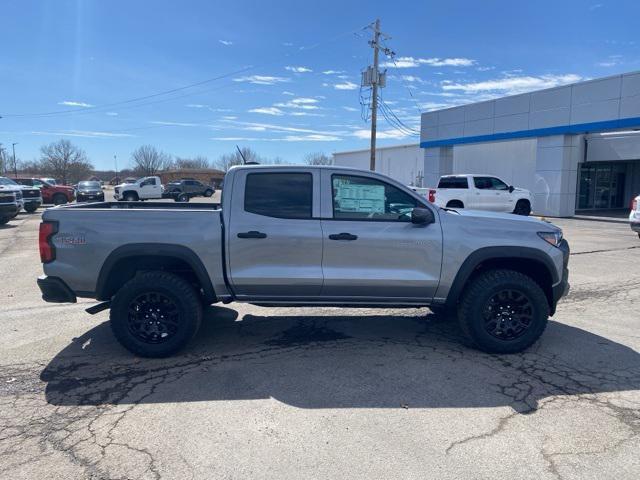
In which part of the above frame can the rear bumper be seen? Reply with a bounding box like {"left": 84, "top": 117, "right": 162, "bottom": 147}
{"left": 37, "top": 275, "right": 77, "bottom": 303}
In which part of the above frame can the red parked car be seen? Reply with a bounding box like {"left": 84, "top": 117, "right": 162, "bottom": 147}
{"left": 13, "top": 178, "right": 75, "bottom": 205}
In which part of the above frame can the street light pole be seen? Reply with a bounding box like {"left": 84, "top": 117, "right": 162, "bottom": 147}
{"left": 12, "top": 143, "right": 18, "bottom": 178}
{"left": 114, "top": 154, "right": 118, "bottom": 183}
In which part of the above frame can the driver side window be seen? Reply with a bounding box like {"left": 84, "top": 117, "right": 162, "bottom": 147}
{"left": 141, "top": 178, "right": 156, "bottom": 187}
{"left": 332, "top": 174, "right": 418, "bottom": 222}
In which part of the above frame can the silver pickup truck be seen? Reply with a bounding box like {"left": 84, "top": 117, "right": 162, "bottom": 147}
{"left": 37, "top": 165, "right": 569, "bottom": 357}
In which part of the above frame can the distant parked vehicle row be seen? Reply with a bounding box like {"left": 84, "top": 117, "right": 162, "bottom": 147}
{"left": 76, "top": 181, "right": 105, "bottom": 203}
{"left": 425, "top": 174, "right": 533, "bottom": 216}
{"left": 13, "top": 177, "right": 75, "bottom": 205}
{"left": 0, "top": 176, "right": 42, "bottom": 214}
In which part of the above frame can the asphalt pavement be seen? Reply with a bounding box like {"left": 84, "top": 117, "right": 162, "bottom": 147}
{"left": 1, "top": 206, "right": 639, "bottom": 479}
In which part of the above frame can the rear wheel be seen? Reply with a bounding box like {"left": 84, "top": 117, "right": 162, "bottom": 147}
{"left": 110, "top": 271, "right": 202, "bottom": 357}
{"left": 446, "top": 200, "right": 464, "bottom": 209}
{"left": 53, "top": 193, "right": 68, "bottom": 205}
{"left": 513, "top": 199, "right": 531, "bottom": 216}
{"left": 204, "top": 189, "right": 213, "bottom": 197}
{"left": 457, "top": 269, "right": 549, "bottom": 353}
{"left": 176, "top": 193, "right": 190, "bottom": 202}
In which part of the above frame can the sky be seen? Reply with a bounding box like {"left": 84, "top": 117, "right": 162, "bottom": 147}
{"left": 0, "top": 0, "right": 639, "bottom": 171}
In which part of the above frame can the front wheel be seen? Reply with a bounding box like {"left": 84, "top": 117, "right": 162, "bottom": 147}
{"left": 513, "top": 199, "right": 531, "bottom": 216}
{"left": 457, "top": 269, "right": 549, "bottom": 353}
{"left": 0, "top": 217, "right": 9, "bottom": 225}
{"left": 53, "top": 193, "right": 68, "bottom": 205}
{"left": 204, "top": 189, "right": 213, "bottom": 197}
{"left": 124, "top": 192, "right": 138, "bottom": 202}
{"left": 110, "top": 271, "right": 202, "bottom": 357}
{"left": 24, "top": 204, "right": 38, "bottom": 213}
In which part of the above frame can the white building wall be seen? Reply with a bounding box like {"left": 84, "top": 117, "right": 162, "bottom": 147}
{"left": 333, "top": 144, "right": 423, "bottom": 186}
{"left": 452, "top": 139, "right": 537, "bottom": 191}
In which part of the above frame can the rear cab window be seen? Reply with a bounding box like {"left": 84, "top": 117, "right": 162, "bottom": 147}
{"left": 438, "top": 177, "right": 468, "bottom": 189}
{"left": 244, "top": 172, "right": 312, "bottom": 219}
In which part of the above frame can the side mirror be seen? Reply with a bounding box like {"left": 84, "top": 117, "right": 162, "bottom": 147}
{"left": 508, "top": 185, "right": 515, "bottom": 193}
{"left": 411, "top": 207, "right": 435, "bottom": 225}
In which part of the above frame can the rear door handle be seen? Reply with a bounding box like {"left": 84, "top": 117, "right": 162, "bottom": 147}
{"left": 329, "top": 232, "right": 358, "bottom": 241}
{"left": 237, "top": 231, "right": 267, "bottom": 239}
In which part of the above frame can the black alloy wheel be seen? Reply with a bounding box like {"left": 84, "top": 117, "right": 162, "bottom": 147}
{"left": 127, "top": 291, "right": 181, "bottom": 344}
{"left": 483, "top": 289, "right": 534, "bottom": 340}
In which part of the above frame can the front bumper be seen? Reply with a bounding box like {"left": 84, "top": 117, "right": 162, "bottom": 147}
{"left": 24, "top": 198, "right": 42, "bottom": 207}
{"left": 77, "top": 193, "right": 105, "bottom": 202}
{"left": 551, "top": 239, "right": 570, "bottom": 313}
{"left": 0, "top": 203, "right": 19, "bottom": 218}
{"left": 37, "top": 275, "right": 77, "bottom": 303}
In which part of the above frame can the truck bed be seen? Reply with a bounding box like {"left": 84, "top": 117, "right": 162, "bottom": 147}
{"left": 62, "top": 201, "right": 221, "bottom": 210}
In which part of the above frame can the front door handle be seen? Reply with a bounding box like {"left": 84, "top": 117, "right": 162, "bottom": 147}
{"left": 237, "top": 231, "right": 267, "bottom": 239}
{"left": 329, "top": 232, "right": 358, "bottom": 241}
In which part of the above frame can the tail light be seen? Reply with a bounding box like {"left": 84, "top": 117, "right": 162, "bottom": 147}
{"left": 39, "top": 221, "right": 58, "bottom": 263}
{"left": 428, "top": 189, "right": 436, "bottom": 203}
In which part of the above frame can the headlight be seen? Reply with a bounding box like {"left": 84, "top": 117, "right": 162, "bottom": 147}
{"left": 538, "top": 231, "right": 563, "bottom": 247}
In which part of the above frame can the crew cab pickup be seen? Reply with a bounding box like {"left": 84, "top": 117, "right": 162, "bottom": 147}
{"left": 428, "top": 174, "right": 533, "bottom": 216}
{"left": 113, "top": 176, "right": 163, "bottom": 201}
{"left": 37, "top": 165, "right": 569, "bottom": 357}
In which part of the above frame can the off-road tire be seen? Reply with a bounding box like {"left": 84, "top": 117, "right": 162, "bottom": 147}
{"left": 110, "top": 271, "right": 203, "bottom": 357}
{"left": 53, "top": 193, "right": 68, "bottom": 205}
{"left": 513, "top": 199, "right": 531, "bottom": 216}
{"left": 457, "top": 269, "right": 549, "bottom": 353}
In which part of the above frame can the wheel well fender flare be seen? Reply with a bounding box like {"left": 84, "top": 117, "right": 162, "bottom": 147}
{"left": 96, "top": 243, "right": 216, "bottom": 303}
{"left": 444, "top": 246, "right": 558, "bottom": 308}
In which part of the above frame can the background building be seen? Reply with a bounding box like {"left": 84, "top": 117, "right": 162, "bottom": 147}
{"left": 334, "top": 71, "right": 640, "bottom": 217}
{"left": 332, "top": 143, "right": 423, "bottom": 187}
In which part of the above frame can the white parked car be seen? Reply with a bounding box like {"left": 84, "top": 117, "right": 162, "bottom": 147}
{"left": 630, "top": 194, "right": 640, "bottom": 238}
{"left": 113, "top": 176, "right": 164, "bottom": 201}
{"left": 427, "top": 174, "right": 533, "bottom": 216}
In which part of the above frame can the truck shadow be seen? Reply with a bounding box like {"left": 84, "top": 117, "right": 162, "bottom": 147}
{"left": 41, "top": 306, "right": 640, "bottom": 412}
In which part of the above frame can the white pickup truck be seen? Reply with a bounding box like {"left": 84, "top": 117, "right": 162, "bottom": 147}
{"left": 427, "top": 174, "right": 533, "bottom": 216}
{"left": 114, "top": 176, "right": 164, "bottom": 201}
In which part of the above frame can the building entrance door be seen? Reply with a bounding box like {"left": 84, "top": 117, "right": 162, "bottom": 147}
{"left": 577, "top": 162, "right": 627, "bottom": 210}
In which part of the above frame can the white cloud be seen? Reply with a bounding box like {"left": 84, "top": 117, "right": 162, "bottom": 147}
{"left": 401, "top": 75, "right": 426, "bottom": 84}
{"left": 281, "top": 134, "right": 340, "bottom": 142}
{"left": 289, "top": 111, "right": 324, "bottom": 117}
{"left": 222, "top": 119, "right": 345, "bottom": 137}
{"left": 282, "top": 91, "right": 296, "bottom": 96}
{"left": 31, "top": 130, "right": 132, "bottom": 138}
{"left": 282, "top": 42, "right": 294, "bottom": 47}
{"left": 285, "top": 66, "right": 312, "bottom": 73}
{"left": 151, "top": 121, "right": 207, "bottom": 127}
{"left": 106, "top": 112, "right": 118, "bottom": 116}
{"left": 589, "top": 3, "right": 603, "bottom": 10}
{"left": 597, "top": 55, "right": 623, "bottom": 67}
{"left": 219, "top": 39, "right": 233, "bottom": 46}
{"left": 342, "top": 106, "right": 358, "bottom": 112}
{"left": 58, "top": 101, "right": 93, "bottom": 108}
{"left": 382, "top": 56, "right": 475, "bottom": 68}
{"left": 334, "top": 81, "right": 358, "bottom": 90}
{"left": 186, "top": 104, "right": 207, "bottom": 108}
{"left": 248, "top": 107, "right": 285, "bottom": 116}
{"left": 322, "top": 70, "right": 345, "bottom": 75}
{"left": 234, "top": 75, "right": 290, "bottom": 85}
{"left": 441, "top": 74, "right": 582, "bottom": 95}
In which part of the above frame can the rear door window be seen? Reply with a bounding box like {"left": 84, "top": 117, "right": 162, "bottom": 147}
{"left": 438, "top": 177, "right": 468, "bottom": 189}
{"left": 244, "top": 172, "right": 312, "bottom": 219}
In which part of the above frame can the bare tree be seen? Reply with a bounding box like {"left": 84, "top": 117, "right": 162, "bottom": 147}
{"left": 304, "top": 152, "right": 332, "bottom": 165}
{"left": 174, "top": 155, "right": 210, "bottom": 169}
{"left": 40, "top": 140, "right": 93, "bottom": 184}
{"left": 131, "top": 145, "right": 173, "bottom": 176}
{"left": 213, "top": 147, "right": 261, "bottom": 171}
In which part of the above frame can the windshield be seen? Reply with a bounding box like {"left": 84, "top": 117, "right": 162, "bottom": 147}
{"left": 78, "top": 181, "right": 101, "bottom": 188}
{"left": 0, "top": 177, "right": 19, "bottom": 186}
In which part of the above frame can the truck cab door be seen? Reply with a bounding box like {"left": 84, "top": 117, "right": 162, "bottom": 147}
{"left": 227, "top": 169, "right": 323, "bottom": 300}
{"left": 139, "top": 177, "right": 161, "bottom": 199}
{"left": 472, "top": 176, "right": 496, "bottom": 210}
{"left": 319, "top": 170, "right": 442, "bottom": 301}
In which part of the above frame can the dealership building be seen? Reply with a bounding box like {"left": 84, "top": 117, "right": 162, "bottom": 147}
{"left": 334, "top": 71, "right": 640, "bottom": 216}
